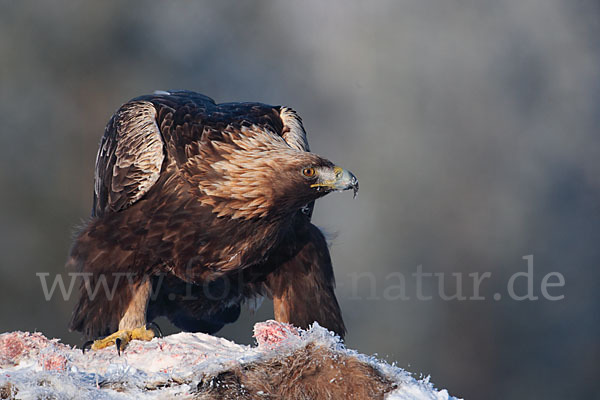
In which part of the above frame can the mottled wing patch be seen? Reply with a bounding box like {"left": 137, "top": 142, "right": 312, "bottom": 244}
{"left": 94, "top": 101, "right": 164, "bottom": 216}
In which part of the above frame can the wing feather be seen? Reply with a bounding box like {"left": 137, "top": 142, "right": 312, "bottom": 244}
{"left": 93, "top": 101, "right": 164, "bottom": 217}
{"left": 279, "top": 106, "right": 310, "bottom": 152}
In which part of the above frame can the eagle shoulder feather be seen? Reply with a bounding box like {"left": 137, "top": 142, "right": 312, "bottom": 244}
{"left": 93, "top": 101, "right": 165, "bottom": 217}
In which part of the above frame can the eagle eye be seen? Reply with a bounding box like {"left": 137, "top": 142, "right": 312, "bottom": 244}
{"left": 302, "top": 167, "right": 316, "bottom": 178}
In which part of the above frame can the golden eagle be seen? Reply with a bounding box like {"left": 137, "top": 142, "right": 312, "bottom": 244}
{"left": 67, "top": 91, "right": 358, "bottom": 352}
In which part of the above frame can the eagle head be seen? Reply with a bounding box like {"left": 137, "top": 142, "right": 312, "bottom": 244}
{"left": 189, "top": 126, "right": 358, "bottom": 220}
{"left": 275, "top": 153, "right": 359, "bottom": 212}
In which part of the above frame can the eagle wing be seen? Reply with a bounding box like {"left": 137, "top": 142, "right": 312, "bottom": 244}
{"left": 92, "top": 101, "right": 166, "bottom": 217}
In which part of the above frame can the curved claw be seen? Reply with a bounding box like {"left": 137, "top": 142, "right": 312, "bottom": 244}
{"left": 147, "top": 321, "right": 163, "bottom": 338}
{"left": 82, "top": 340, "right": 94, "bottom": 354}
{"left": 115, "top": 338, "right": 122, "bottom": 356}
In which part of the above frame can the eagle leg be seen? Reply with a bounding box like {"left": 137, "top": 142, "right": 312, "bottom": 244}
{"left": 266, "top": 222, "right": 346, "bottom": 339}
{"left": 81, "top": 279, "right": 157, "bottom": 355}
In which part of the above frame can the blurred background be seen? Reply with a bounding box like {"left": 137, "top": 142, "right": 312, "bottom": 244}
{"left": 1, "top": 0, "right": 599, "bottom": 398}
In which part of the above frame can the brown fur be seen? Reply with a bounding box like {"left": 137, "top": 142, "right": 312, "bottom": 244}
{"left": 195, "top": 343, "right": 396, "bottom": 399}
{"left": 0, "top": 382, "right": 16, "bottom": 399}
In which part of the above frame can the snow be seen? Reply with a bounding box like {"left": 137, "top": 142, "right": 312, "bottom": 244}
{"left": 0, "top": 321, "right": 460, "bottom": 399}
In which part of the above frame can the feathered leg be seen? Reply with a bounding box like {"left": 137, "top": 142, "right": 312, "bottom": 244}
{"left": 83, "top": 278, "right": 157, "bottom": 354}
{"left": 266, "top": 222, "right": 346, "bottom": 339}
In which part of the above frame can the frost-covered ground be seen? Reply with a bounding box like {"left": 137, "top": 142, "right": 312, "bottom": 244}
{"left": 0, "top": 321, "right": 459, "bottom": 399}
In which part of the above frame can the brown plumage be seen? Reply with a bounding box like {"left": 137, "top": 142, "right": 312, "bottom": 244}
{"left": 68, "top": 90, "right": 358, "bottom": 340}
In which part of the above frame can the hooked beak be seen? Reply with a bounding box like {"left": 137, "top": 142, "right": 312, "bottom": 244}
{"left": 312, "top": 166, "right": 359, "bottom": 198}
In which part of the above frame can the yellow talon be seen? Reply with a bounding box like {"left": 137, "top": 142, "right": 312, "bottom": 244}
{"left": 88, "top": 326, "right": 156, "bottom": 355}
